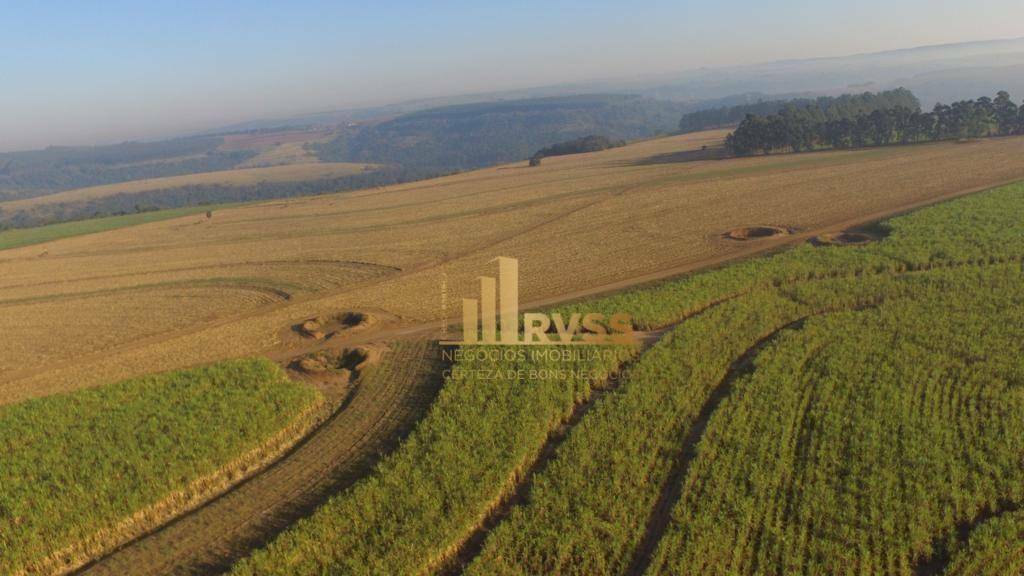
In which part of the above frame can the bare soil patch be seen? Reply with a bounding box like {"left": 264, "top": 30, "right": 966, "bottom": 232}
{"left": 291, "top": 346, "right": 380, "bottom": 378}
{"left": 8, "top": 134, "right": 1024, "bottom": 406}
{"left": 725, "top": 226, "right": 791, "bottom": 241}
{"left": 294, "top": 311, "right": 376, "bottom": 341}
{"left": 812, "top": 223, "right": 889, "bottom": 247}
{"left": 813, "top": 231, "right": 876, "bottom": 246}
{"left": 288, "top": 345, "right": 386, "bottom": 401}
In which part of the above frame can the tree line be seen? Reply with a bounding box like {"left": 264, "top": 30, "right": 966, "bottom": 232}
{"left": 529, "top": 135, "right": 625, "bottom": 166}
{"left": 679, "top": 89, "right": 920, "bottom": 134}
{"left": 727, "top": 91, "right": 1023, "bottom": 155}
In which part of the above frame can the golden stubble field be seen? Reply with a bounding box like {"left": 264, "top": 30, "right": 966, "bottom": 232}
{"left": 3, "top": 129, "right": 1024, "bottom": 404}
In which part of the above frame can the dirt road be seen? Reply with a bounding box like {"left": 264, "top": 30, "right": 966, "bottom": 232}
{"left": 77, "top": 341, "right": 443, "bottom": 576}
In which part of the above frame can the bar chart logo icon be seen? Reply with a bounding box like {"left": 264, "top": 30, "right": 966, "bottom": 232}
{"left": 441, "top": 257, "right": 633, "bottom": 346}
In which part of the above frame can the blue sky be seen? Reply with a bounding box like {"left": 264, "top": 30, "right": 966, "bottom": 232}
{"left": 1, "top": 0, "right": 1022, "bottom": 150}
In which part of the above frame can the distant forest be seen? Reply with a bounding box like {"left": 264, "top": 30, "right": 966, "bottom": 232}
{"left": 0, "top": 136, "right": 254, "bottom": 199}
{"left": 727, "top": 90, "right": 1023, "bottom": 155}
{"left": 678, "top": 89, "right": 921, "bottom": 134}
{"left": 0, "top": 166, "right": 442, "bottom": 230}
{"left": 313, "top": 94, "right": 687, "bottom": 171}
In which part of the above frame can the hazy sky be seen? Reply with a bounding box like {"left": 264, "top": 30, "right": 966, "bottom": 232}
{"left": 1, "top": 0, "right": 1022, "bottom": 151}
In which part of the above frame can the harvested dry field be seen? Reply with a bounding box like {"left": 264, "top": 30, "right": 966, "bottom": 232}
{"left": 3, "top": 131, "right": 1024, "bottom": 403}
{"left": 220, "top": 128, "right": 338, "bottom": 168}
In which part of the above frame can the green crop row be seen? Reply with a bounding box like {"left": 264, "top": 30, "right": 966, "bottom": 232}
{"left": 649, "top": 267, "right": 1024, "bottom": 575}
{"left": 464, "top": 289, "right": 810, "bottom": 575}
{"left": 0, "top": 204, "right": 233, "bottom": 252}
{"left": 0, "top": 358, "right": 318, "bottom": 574}
{"left": 230, "top": 344, "right": 632, "bottom": 575}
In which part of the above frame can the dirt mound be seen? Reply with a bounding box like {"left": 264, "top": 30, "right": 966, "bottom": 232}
{"left": 290, "top": 345, "right": 383, "bottom": 379}
{"left": 294, "top": 312, "right": 376, "bottom": 340}
{"left": 298, "top": 320, "right": 326, "bottom": 340}
{"left": 725, "top": 226, "right": 790, "bottom": 241}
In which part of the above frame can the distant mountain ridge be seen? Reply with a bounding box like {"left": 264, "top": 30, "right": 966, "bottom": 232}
{"left": 311, "top": 94, "right": 690, "bottom": 171}
{"left": 208, "top": 37, "right": 1024, "bottom": 135}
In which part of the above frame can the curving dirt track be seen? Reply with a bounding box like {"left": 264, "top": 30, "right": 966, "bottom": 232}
{"left": 77, "top": 341, "right": 444, "bottom": 576}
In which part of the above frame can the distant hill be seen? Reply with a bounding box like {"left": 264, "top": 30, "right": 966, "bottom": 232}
{"left": 312, "top": 94, "right": 689, "bottom": 171}
{"left": 8, "top": 37, "right": 1024, "bottom": 230}
{"left": 617, "top": 37, "right": 1024, "bottom": 108}
{"left": 189, "top": 38, "right": 1024, "bottom": 147}
{"left": 0, "top": 137, "right": 254, "bottom": 199}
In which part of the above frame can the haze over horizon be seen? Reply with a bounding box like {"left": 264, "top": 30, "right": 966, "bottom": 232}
{"left": 2, "top": 0, "right": 1023, "bottom": 152}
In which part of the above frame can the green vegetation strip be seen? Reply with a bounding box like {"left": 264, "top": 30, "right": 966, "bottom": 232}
{"left": 650, "top": 269, "right": 1024, "bottom": 574}
{"left": 0, "top": 358, "right": 318, "bottom": 574}
{"left": 465, "top": 290, "right": 810, "bottom": 575}
{"left": 231, "top": 346, "right": 631, "bottom": 575}
{"left": 0, "top": 204, "right": 231, "bottom": 252}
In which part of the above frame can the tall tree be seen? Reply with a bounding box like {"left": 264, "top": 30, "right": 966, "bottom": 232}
{"left": 994, "top": 91, "right": 1019, "bottom": 135}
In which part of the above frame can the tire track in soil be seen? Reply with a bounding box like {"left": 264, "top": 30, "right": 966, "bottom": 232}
{"left": 76, "top": 341, "right": 444, "bottom": 576}
{"left": 624, "top": 301, "right": 888, "bottom": 576}
{"left": 616, "top": 256, "right": 1024, "bottom": 576}
{"left": 621, "top": 314, "right": 819, "bottom": 576}
{"left": 434, "top": 294, "right": 751, "bottom": 576}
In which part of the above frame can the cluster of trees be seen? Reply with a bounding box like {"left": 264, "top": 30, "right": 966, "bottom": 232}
{"left": 727, "top": 90, "right": 1023, "bottom": 155}
{"left": 528, "top": 135, "right": 625, "bottom": 166}
{"left": 679, "top": 89, "right": 920, "bottom": 134}
{"left": 0, "top": 136, "right": 254, "bottom": 197}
